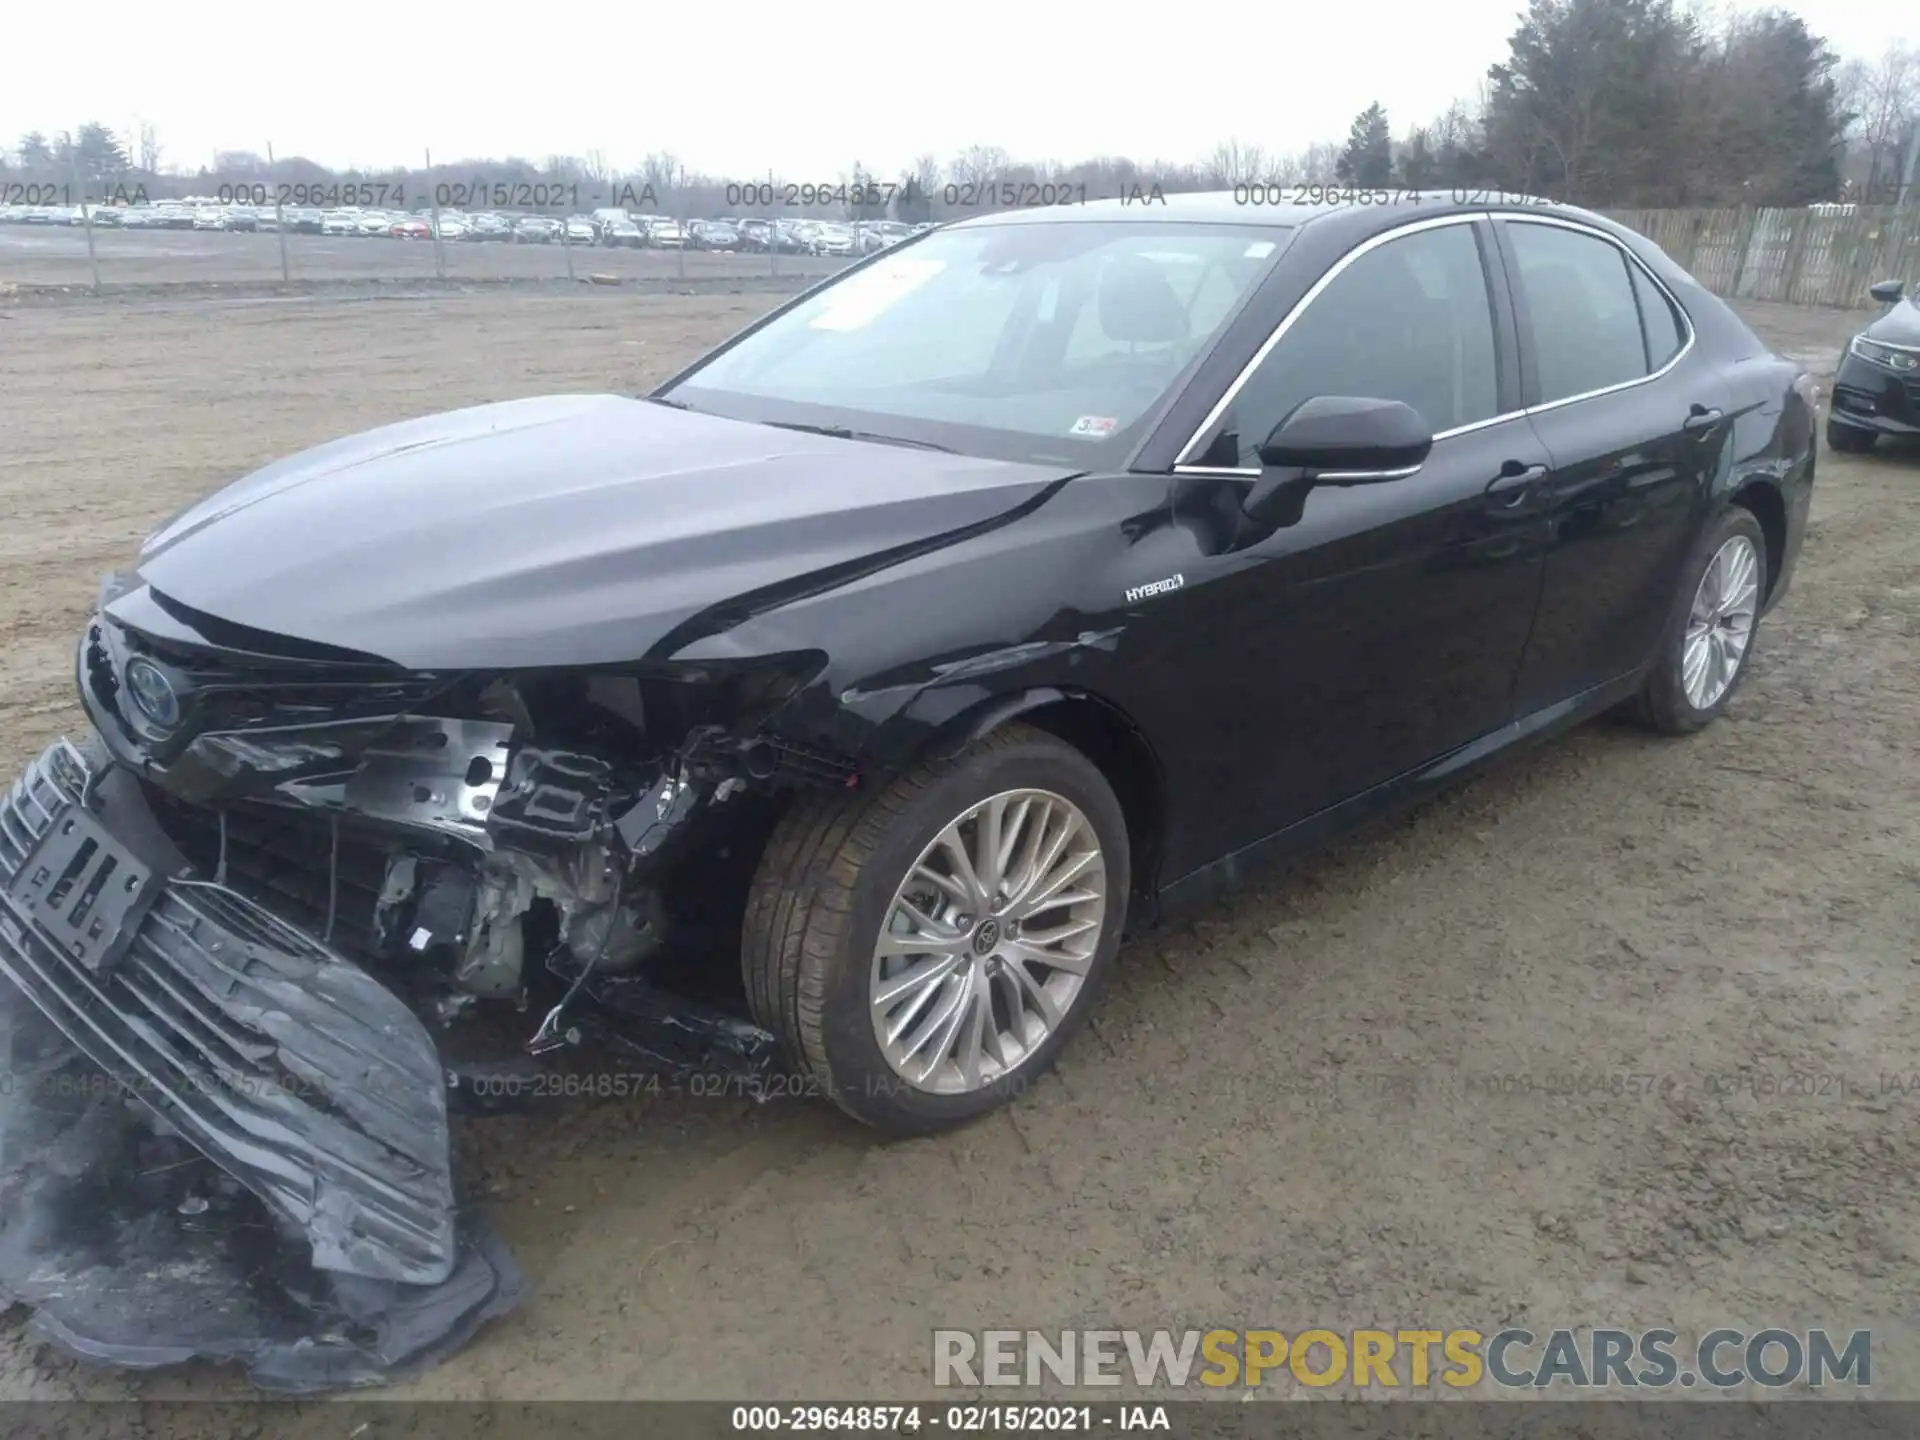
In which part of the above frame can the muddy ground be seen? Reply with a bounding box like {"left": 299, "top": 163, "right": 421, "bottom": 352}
{"left": 0, "top": 287, "right": 1914, "bottom": 1414}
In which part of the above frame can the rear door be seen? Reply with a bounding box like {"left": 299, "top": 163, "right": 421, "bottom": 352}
{"left": 1494, "top": 216, "right": 1734, "bottom": 713}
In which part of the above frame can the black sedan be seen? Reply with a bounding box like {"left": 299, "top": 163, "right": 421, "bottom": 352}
{"left": 512, "top": 214, "right": 561, "bottom": 243}
{"left": 0, "top": 195, "right": 1815, "bottom": 1373}
{"left": 1827, "top": 278, "right": 1919, "bottom": 453}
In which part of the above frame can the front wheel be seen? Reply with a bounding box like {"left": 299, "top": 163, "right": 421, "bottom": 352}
{"left": 742, "top": 725, "right": 1129, "bottom": 1133}
{"left": 1629, "top": 507, "right": 1768, "bottom": 735}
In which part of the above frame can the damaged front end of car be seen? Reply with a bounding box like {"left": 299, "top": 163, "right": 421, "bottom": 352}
{"left": 0, "top": 572, "right": 862, "bottom": 1389}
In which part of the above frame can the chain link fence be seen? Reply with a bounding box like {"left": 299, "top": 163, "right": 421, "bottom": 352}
{"left": 0, "top": 155, "right": 876, "bottom": 293}
{"left": 5, "top": 157, "right": 1917, "bottom": 308}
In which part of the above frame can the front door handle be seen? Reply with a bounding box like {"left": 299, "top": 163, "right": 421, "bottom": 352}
{"left": 1485, "top": 462, "right": 1548, "bottom": 507}
{"left": 1682, "top": 404, "right": 1725, "bottom": 433}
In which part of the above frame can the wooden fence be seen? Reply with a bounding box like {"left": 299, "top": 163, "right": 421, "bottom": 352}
{"left": 1604, "top": 206, "right": 1920, "bottom": 310}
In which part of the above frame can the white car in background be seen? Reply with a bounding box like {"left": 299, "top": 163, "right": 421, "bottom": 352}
{"left": 193, "top": 206, "right": 226, "bottom": 231}
{"left": 434, "top": 214, "right": 470, "bottom": 241}
{"left": 645, "top": 218, "right": 686, "bottom": 248}
{"left": 811, "top": 223, "right": 856, "bottom": 257}
{"left": 320, "top": 209, "right": 359, "bottom": 236}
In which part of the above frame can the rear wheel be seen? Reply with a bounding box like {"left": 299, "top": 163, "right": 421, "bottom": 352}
{"left": 1629, "top": 507, "right": 1768, "bottom": 735}
{"left": 1826, "top": 417, "right": 1876, "bottom": 454}
{"left": 742, "top": 725, "right": 1129, "bottom": 1133}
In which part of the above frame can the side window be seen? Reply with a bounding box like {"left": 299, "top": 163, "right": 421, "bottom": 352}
{"left": 1507, "top": 223, "right": 1650, "bottom": 403}
{"left": 1215, "top": 223, "right": 1499, "bottom": 467}
{"left": 1629, "top": 262, "right": 1686, "bottom": 370}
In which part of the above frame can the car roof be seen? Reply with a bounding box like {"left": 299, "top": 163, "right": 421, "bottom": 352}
{"left": 941, "top": 189, "right": 1593, "bottom": 236}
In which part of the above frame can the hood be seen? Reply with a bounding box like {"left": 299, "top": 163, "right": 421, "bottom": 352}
{"left": 1861, "top": 296, "right": 1920, "bottom": 349}
{"left": 133, "top": 395, "right": 1075, "bottom": 670}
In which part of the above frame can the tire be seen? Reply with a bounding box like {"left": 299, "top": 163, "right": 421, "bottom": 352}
{"left": 742, "top": 724, "right": 1130, "bottom": 1133}
{"left": 1628, "top": 506, "right": 1769, "bottom": 735}
{"left": 1826, "top": 417, "right": 1876, "bottom": 454}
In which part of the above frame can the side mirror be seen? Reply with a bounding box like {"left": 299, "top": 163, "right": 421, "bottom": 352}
{"left": 1243, "top": 396, "right": 1433, "bottom": 524}
{"left": 1869, "top": 279, "right": 1905, "bottom": 306}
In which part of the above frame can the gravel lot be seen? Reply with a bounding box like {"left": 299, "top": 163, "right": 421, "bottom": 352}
{"left": 0, "top": 285, "right": 1914, "bottom": 1413}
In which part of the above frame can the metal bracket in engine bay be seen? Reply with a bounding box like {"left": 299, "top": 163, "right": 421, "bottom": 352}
{"left": 276, "top": 718, "right": 515, "bottom": 847}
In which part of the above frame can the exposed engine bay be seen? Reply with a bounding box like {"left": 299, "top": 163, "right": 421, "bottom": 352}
{"left": 79, "top": 578, "right": 863, "bottom": 1062}
{"left": 0, "top": 579, "right": 865, "bottom": 1390}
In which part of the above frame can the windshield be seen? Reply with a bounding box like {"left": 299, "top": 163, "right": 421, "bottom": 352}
{"left": 666, "top": 220, "right": 1289, "bottom": 462}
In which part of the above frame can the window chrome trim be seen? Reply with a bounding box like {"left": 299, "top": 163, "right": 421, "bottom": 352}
{"left": 1171, "top": 210, "right": 1699, "bottom": 474}
{"left": 1501, "top": 214, "right": 1698, "bottom": 417}
{"left": 1172, "top": 214, "right": 1487, "bottom": 468}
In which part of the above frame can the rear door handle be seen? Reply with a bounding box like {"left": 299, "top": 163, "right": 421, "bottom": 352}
{"left": 1682, "top": 404, "right": 1725, "bottom": 433}
{"left": 1486, "top": 462, "right": 1548, "bottom": 507}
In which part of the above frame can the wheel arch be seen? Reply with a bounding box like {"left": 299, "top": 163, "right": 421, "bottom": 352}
{"left": 1727, "top": 477, "right": 1787, "bottom": 607}
{"left": 911, "top": 687, "right": 1169, "bottom": 915}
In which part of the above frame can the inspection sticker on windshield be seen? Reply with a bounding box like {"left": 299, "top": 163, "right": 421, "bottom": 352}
{"left": 809, "top": 258, "right": 947, "bottom": 331}
{"left": 1069, "top": 415, "right": 1119, "bottom": 438}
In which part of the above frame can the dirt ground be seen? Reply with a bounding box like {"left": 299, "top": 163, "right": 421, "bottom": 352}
{"left": 0, "top": 286, "right": 1915, "bottom": 1413}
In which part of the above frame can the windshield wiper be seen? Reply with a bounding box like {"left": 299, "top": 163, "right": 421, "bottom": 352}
{"left": 762, "top": 420, "right": 956, "bottom": 454}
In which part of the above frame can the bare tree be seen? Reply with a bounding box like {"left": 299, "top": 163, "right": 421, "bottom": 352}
{"left": 1298, "top": 140, "right": 1340, "bottom": 181}
{"left": 1205, "top": 137, "right": 1271, "bottom": 185}
{"left": 641, "top": 150, "right": 685, "bottom": 193}
{"left": 909, "top": 152, "right": 940, "bottom": 195}
{"left": 134, "top": 119, "right": 162, "bottom": 174}
{"left": 947, "top": 145, "right": 1010, "bottom": 187}
{"left": 1854, "top": 43, "right": 1918, "bottom": 195}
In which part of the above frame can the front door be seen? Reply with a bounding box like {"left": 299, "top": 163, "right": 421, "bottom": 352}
{"left": 1151, "top": 216, "right": 1553, "bottom": 864}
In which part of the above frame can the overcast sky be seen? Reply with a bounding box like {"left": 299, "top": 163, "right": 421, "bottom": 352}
{"left": 4, "top": 0, "right": 1913, "bottom": 177}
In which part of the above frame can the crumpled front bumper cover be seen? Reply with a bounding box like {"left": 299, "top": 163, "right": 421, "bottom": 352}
{"left": 0, "top": 738, "right": 521, "bottom": 1388}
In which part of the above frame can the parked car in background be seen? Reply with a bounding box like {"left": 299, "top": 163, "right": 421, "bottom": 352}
{"left": 646, "top": 217, "right": 687, "bottom": 248}
{"left": 514, "top": 215, "right": 561, "bottom": 243}
{"left": 390, "top": 215, "right": 432, "bottom": 240}
{"left": 689, "top": 219, "right": 740, "bottom": 251}
{"left": 563, "top": 215, "right": 597, "bottom": 244}
{"left": 857, "top": 220, "right": 912, "bottom": 254}
{"left": 434, "top": 214, "right": 470, "bottom": 241}
{"left": 1827, "top": 278, "right": 1920, "bottom": 455}
{"left": 286, "top": 207, "right": 324, "bottom": 234}
{"left": 469, "top": 213, "right": 512, "bottom": 241}
{"left": 355, "top": 210, "right": 392, "bottom": 236}
{"left": 810, "top": 223, "right": 855, "bottom": 257}
{"left": 600, "top": 217, "right": 645, "bottom": 247}
{"left": 735, "top": 218, "right": 775, "bottom": 252}
{"left": 320, "top": 209, "right": 358, "bottom": 236}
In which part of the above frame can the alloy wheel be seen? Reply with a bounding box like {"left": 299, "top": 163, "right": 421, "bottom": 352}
{"left": 869, "top": 788, "right": 1107, "bottom": 1094}
{"left": 1682, "top": 534, "right": 1760, "bottom": 710}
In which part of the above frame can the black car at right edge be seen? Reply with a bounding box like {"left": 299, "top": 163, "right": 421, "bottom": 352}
{"left": 1828, "top": 277, "right": 1920, "bottom": 453}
